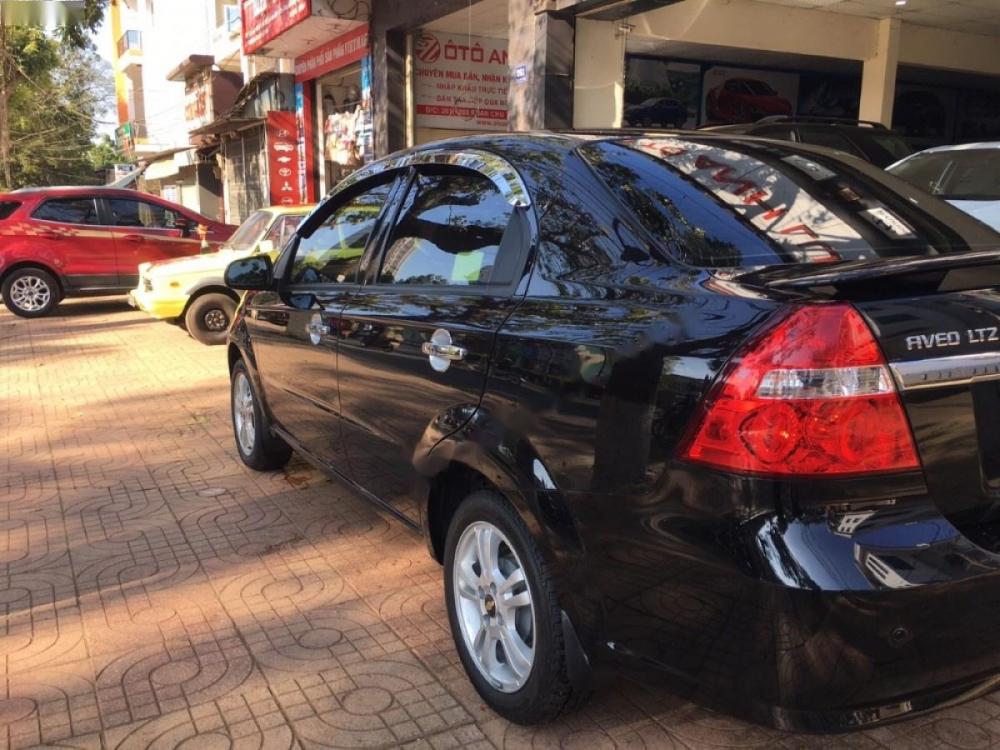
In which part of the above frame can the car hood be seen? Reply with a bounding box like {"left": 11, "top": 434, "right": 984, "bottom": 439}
{"left": 141, "top": 247, "right": 254, "bottom": 277}
{"left": 947, "top": 199, "right": 1000, "bottom": 232}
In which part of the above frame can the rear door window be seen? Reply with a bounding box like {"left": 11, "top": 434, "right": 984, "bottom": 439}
{"left": 33, "top": 197, "right": 99, "bottom": 225}
{"left": 264, "top": 214, "right": 304, "bottom": 249}
{"left": 378, "top": 171, "right": 515, "bottom": 287}
{"left": 794, "top": 127, "right": 866, "bottom": 158}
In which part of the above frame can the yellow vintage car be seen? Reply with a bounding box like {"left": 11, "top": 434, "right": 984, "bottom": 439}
{"left": 129, "top": 205, "right": 313, "bottom": 344}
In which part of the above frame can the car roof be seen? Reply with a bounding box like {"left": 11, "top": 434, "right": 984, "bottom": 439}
{"left": 906, "top": 141, "right": 1000, "bottom": 155}
{"left": 262, "top": 204, "right": 315, "bottom": 216}
{"left": 6, "top": 186, "right": 182, "bottom": 201}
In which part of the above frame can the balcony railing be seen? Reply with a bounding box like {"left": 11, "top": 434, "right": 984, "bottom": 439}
{"left": 116, "top": 30, "right": 142, "bottom": 57}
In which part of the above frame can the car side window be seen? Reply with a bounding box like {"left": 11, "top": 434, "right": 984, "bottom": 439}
{"left": 795, "top": 128, "right": 866, "bottom": 158}
{"left": 108, "top": 198, "right": 180, "bottom": 229}
{"left": 265, "top": 215, "right": 303, "bottom": 248}
{"left": 290, "top": 182, "right": 392, "bottom": 285}
{"left": 378, "top": 171, "right": 514, "bottom": 287}
{"left": 32, "top": 198, "right": 99, "bottom": 225}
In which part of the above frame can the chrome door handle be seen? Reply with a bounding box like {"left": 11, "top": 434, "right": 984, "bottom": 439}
{"left": 421, "top": 341, "right": 466, "bottom": 361}
{"left": 423, "top": 328, "right": 466, "bottom": 372}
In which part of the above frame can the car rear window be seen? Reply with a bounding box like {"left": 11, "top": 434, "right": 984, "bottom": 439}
{"left": 0, "top": 201, "right": 20, "bottom": 220}
{"left": 579, "top": 137, "right": 998, "bottom": 268}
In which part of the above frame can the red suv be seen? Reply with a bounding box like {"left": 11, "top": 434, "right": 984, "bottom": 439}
{"left": 0, "top": 187, "right": 236, "bottom": 317}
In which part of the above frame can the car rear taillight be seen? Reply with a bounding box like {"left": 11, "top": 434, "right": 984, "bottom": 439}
{"left": 679, "top": 303, "right": 920, "bottom": 476}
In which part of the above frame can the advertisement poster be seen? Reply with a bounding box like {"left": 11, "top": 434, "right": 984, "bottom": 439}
{"left": 701, "top": 66, "right": 798, "bottom": 125}
{"left": 798, "top": 74, "right": 860, "bottom": 120}
{"left": 294, "top": 83, "right": 308, "bottom": 202}
{"left": 241, "top": 0, "right": 310, "bottom": 55}
{"left": 413, "top": 31, "right": 508, "bottom": 131}
{"left": 266, "top": 111, "right": 303, "bottom": 206}
{"left": 624, "top": 58, "right": 701, "bottom": 128}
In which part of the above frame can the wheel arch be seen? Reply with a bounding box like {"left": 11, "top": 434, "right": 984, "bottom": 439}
{"left": 182, "top": 283, "right": 240, "bottom": 317}
{"left": 415, "top": 409, "right": 584, "bottom": 570}
{"left": 0, "top": 260, "right": 65, "bottom": 298}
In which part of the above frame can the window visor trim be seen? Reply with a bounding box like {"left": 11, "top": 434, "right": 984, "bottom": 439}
{"left": 330, "top": 148, "right": 531, "bottom": 209}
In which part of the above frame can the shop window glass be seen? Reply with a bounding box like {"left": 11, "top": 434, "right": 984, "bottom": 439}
{"left": 290, "top": 183, "right": 390, "bottom": 285}
{"left": 33, "top": 198, "right": 99, "bottom": 225}
{"left": 378, "top": 172, "right": 513, "bottom": 287}
{"left": 108, "top": 199, "right": 180, "bottom": 229}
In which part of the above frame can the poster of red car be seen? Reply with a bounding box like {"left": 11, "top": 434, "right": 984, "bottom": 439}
{"left": 702, "top": 66, "right": 798, "bottom": 124}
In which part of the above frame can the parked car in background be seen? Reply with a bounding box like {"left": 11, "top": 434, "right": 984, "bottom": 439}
{"left": 0, "top": 186, "right": 235, "bottom": 318}
{"left": 887, "top": 143, "right": 1000, "bottom": 231}
{"left": 624, "top": 97, "right": 687, "bottom": 128}
{"left": 705, "top": 77, "right": 792, "bottom": 123}
{"left": 130, "top": 205, "right": 311, "bottom": 345}
{"left": 705, "top": 115, "right": 913, "bottom": 167}
{"left": 223, "top": 133, "right": 1000, "bottom": 730}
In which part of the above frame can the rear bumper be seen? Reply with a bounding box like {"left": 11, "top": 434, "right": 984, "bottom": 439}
{"left": 580, "top": 494, "right": 1000, "bottom": 731}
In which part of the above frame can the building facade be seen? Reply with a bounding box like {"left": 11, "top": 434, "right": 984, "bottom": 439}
{"left": 110, "top": 0, "right": 1000, "bottom": 223}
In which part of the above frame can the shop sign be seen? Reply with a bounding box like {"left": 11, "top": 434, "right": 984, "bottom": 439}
{"left": 184, "top": 69, "right": 213, "bottom": 129}
{"left": 241, "top": 0, "right": 311, "bottom": 55}
{"left": 294, "top": 24, "right": 368, "bottom": 82}
{"left": 413, "top": 31, "right": 508, "bottom": 131}
{"left": 267, "top": 111, "right": 303, "bottom": 206}
{"left": 294, "top": 82, "right": 308, "bottom": 202}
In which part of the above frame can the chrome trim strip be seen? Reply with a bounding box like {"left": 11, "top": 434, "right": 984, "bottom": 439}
{"left": 328, "top": 148, "right": 531, "bottom": 208}
{"left": 890, "top": 353, "right": 1000, "bottom": 391}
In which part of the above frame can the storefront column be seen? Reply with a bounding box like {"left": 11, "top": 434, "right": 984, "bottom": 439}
{"left": 508, "top": 0, "right": 574, "bottom": 131}
{"left": 573, "top": 18, "right": 624, "bottom": 129}
{"left": 859, "top": 17, "right": 900, "bottom": 127}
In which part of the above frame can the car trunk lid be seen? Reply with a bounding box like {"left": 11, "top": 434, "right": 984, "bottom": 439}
{"left": 741, "top": 252, "right": 1000, "bottom": 528}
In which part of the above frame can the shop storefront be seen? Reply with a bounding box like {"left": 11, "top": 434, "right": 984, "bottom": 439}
{"left": 239, "top": 0, "right": 372, "bottom": 201}
{"left": 293, "top": 24, "right": 374, "bottom": 200}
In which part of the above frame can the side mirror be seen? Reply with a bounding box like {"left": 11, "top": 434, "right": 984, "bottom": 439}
{"left": 225, "top": 254, "right": 274, "bottom": 291}
{"left": 257, "top": 239, "right": 275, "bottom": 256}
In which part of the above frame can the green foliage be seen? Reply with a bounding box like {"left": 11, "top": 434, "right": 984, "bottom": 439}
{"left": 5, "top": 42, "right": 116, "bottom": 187}
{"left": 0, "top": 0, "right": 114, "bottom": 188}
{"left": 88, "top": 134, "right": 127, "bottom": 172}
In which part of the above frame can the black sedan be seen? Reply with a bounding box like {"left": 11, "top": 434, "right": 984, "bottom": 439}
{"left": 223, "top": 132, "right": 1000, "bottom": 731}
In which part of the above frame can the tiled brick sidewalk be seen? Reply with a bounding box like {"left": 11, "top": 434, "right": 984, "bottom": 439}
{"left": 3, "top": 298, "right": 1000, "bottom": 750}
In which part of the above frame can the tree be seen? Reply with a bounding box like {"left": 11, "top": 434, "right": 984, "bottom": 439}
{"left": 0, "top": 0, "right": 108, "bottom": 188}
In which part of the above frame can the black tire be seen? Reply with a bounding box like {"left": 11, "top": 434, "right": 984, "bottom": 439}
{"left": 185, "top": 292, "right": 237, "bottom": 346}
{"left": 1, "top": 267, "right": 60, "bottom": 318}
{"left": 230, "top": 358, "right": 292, "bottom": 471}
{"left": 443, "top": 490, "right": 587, "bottom": 724}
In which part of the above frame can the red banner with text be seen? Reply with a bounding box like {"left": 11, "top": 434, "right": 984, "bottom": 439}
{"left": 267, "top": 111, "right": 303, "bottom": 207}
{"left": 241, "top": 0, "right": 310, "bottom": 55}
{"left": 294, "top": 24, "right": 369, "bottom": 82}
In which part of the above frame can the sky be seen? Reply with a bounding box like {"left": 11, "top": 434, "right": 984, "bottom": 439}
{"left": 91, "top": 11, "right": 117, "bottom": 138}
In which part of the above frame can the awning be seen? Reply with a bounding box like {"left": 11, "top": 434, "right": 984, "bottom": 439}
{"left": 104, "top": 146, "right": 197, "bottom": 188}
{"left": 189, "top": 117, "right": 266, "bottom": 137}
{"left": 167, "top": 54, "right": 214, "bottom": 82}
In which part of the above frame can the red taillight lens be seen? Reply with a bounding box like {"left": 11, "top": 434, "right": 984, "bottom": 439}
{"left": 679, "top": 304, "right": 920, "bottom": 476}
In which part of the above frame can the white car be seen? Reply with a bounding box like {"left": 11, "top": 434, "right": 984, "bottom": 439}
{"left": 888, "top": 142, "right": 1000, "bottom": 232}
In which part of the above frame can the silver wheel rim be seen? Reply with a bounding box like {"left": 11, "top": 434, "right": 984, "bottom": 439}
{"left": 452, "top": 521, "right": 535, "bottom": 693}
{"left": 10, "top": 275, "right": 51, "bottom": 312}
{"left": 204, "top": 308, "right": 228, "bottom": 331}
{"left": 233, "top": 372, "right": 256, "bottom": 455}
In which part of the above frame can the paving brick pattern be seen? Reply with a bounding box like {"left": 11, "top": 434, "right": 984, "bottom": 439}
{"left": 3, "top": 298, "right": 1000, "bottom": 749}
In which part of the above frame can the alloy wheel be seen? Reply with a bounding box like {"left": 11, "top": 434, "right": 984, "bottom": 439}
{"left": 233, "top": 372, "right": 256, "bottom": 455}
{"left": 9, "top": 275, "right": 51, "bottom": 312}
{"left": 452, "top": 521, "right": 536, "bottom": 692}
